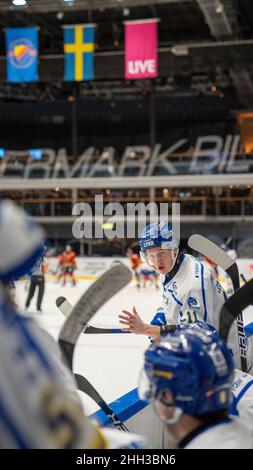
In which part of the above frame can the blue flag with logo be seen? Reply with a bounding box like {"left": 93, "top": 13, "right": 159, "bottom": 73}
{"left": 63, "top": 24, "right": 95, "bottom": 81}
{"left": 5, "top": 27, "right": 39, "bottom": 83}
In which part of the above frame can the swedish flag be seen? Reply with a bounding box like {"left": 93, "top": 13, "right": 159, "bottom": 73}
{"left": 63, "top": 24, "right": 95, "bottom": 81}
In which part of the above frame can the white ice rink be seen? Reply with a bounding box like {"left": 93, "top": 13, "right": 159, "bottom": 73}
{"left": 14, "top": 269, "right": 253, "bottom": 418}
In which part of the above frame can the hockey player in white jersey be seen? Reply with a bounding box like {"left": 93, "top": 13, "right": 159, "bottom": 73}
{"left": 0, "top": 200, "right": 146, "bottom": 450}
{"left": 119, "top": 220, "right": 250, "bottom": 371}
{"left": 138, "top": 325, "right": 252, "bottom": 449}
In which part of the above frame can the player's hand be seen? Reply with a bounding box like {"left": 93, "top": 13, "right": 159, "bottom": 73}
{"left": 119, "top": 307, "right": 146, "bottom": 334}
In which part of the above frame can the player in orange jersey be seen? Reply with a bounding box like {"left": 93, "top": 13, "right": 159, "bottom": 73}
{"left": 58, "top": 245, "right": 77, "bottom": 286}
{"left": 127, "top": 248, "right": 142, "bottom": 289}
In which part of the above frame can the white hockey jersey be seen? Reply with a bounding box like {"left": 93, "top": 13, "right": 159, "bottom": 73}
{"left": 231, "top": 369, "right": 253, "bottom": 443}
{"left": 161, "top": 253, "right": 251, "bottom": 370}
{"left": 180, "top": 417, "right": 252, "bottom": 449}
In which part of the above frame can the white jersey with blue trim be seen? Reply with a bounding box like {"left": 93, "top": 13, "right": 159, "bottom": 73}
{"left": 231, "top": 369, "right": 253, "bottom": 442}
{"left": 161, "top": 253, "right": 250, "bottom": 370}
{"left": 182, "top": 417, "right": 252, "bottom": 449}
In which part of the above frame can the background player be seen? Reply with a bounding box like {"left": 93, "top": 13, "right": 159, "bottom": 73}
{"left": 58, "top": 244, "right": 77, "bottom": 286}
{"left": 126, "top": 247, "right": 142, "bottom": 289}
{"left": 25, "top": 244, "right": 48, "bottom": 312}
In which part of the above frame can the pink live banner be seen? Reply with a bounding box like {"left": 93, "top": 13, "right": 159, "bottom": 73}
{"left": 125, "top": 19, "right": 158, "bottom": 80}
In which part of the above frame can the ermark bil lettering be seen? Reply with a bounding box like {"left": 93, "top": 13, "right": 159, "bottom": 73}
{"left": 0, "top": 134, "right": 250, "bottom": 179}
{"left": 76, "top": 454, "right": 176, "bottom": 465}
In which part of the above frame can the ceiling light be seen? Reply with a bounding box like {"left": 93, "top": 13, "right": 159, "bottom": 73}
{"left": 12, "top": 0, "right": 27, "bottom": 6}
{"left": 123, "top": 8, "right": 130, "bottom": 16}
{"left": 56, "top": 11, "right": 64, "bottom": 20}
{"left": 215, "top": 1, "right": 224, "bottom": 14}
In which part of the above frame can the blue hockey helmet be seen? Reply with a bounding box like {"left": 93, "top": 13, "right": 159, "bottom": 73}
{"left": 139, "top": 221, "right": 178, "bottom": 252}
{"left": 176, "top": 320, "right": 220, "bottom": 340}
{"left": 139, "top": 221, "right": 179, "bottom": 266}
{"left": 0, "top": 200, "right": 45, "bottom": 282}
{"left": 139, "top": 326, "right": 234, "bottom": 419}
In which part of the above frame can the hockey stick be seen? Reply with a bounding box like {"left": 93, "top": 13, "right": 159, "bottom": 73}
{"left": 188, "top": 234, "right": 247, "bottom": 372}
{"left": 56, "top": 296, "right": 129, "bottom": 334}
{"left": 188, "top": 234, "right": 240, "bottom": 290}
{"left": 58, "top": 263, "right": 132, "bottom": 431}
{"left": 74, "top": 373, "right": 128, "bottom": 431}
{"left": 219, "top": 278, "right": 253, "bottom": 343}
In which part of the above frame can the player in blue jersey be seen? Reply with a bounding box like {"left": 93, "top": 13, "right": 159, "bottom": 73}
{"left": 0, "top": 200, "right": 146, "bottom": 449}
{"left": 138, "top": 324, "right": 252, "bottom": 449}
{"left": 119, "top": 220, "right": 251, "bottom": 371}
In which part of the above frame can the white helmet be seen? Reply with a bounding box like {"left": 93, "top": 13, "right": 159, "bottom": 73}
{"left": 0, "top": 200, "right": 45, "bottom": 282}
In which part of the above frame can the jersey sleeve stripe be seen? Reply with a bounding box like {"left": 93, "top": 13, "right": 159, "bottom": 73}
{"left": 235, "top": 380, "right": 253, "bottom": 404}
{"left": 200, "top": 262, "right": 208, "bottom": 322}
{"left": 0, "top": 401, "right": 29, "bottom": 448}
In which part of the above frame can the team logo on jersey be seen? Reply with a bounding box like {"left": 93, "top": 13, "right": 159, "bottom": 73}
{"left": 187, "top": 297, "right": 199, "bottom": 309}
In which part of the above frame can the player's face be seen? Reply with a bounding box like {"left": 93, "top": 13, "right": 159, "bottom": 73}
{"left": 145, "top": 246, "right": 177, "bottom": 275}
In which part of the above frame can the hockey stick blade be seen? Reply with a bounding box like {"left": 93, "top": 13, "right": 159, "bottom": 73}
{"left": 56, "top": 295, "right": 130, "bottom": 335}
{"left": 58, "top": 263, "right": 132, "bottom": 369}
{"left": 188, "top": 234, "right": 240, "bottom": 290}
{"left": 74, "top": 373, "right": 128, "bottom": 432}
{"left": 219, "top": 278, "right": 253, "bottom": 342}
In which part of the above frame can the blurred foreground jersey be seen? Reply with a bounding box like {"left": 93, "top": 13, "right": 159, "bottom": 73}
{"left": 5, "top": 27, "right": 39, "bottom": 83}
{"left": 0, "top": 285, "right": 94, "bottom": 449}
{"left": 64, "top": 25, "right": 95, "bottom": 81}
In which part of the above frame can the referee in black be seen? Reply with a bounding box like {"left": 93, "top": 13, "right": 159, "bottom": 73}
{"left": 25, "top": 251, "right": 46, "bottom": 312}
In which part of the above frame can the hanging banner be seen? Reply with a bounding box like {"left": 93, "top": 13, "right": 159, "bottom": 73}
{"left": 5, "top": 27, "right": 39, "bottom": 83}
{"left": 63, "top": 24, "right": 95, "bottom": 81}
{"left": 125, "top": 19, "right": 158, "bottom": 80}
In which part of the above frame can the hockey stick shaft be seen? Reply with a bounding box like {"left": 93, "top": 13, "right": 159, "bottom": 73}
{"left": 58, "top": 263, "right": 132, "bottom": 431}
{"left": 74, "top": 373, "right": 128, "bottom": 432}
{"left": 188, "top": 234, "right": 247, "bottom": 372}
{"left": 56, "top": 296, "right": 130, "bottom": 334}
{"left": 219, "top": 278, "right": 253, "bottom": 342}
